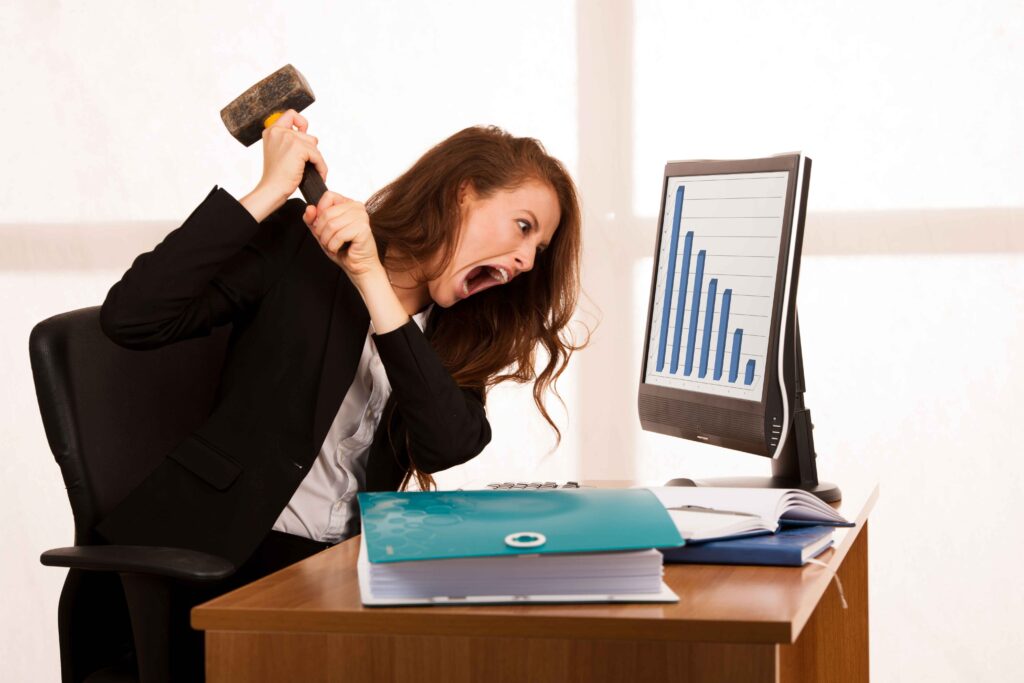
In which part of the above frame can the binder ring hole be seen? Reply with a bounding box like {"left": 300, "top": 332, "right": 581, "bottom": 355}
{"left": 505, "top": 532, "right": 546, "bottom": 548}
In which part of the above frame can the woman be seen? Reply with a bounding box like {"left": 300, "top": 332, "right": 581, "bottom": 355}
{"left": 96, "top": 111, "right": 584, "bottom": 678}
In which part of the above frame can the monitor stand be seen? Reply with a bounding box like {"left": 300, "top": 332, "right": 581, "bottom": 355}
{"left": 666, "top": 406, "right": 841, "bottom": 503}
{"left": 666, "top": 313, "right": 841, "bottom": 503}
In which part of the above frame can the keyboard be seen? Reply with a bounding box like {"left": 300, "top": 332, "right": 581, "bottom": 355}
{"left": 482, "top": 481, "right": 592, "bottom": 490}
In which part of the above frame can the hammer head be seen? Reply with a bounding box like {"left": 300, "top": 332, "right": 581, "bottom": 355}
{"left": 220, "top": 64, "right": 315, "bottom": 147}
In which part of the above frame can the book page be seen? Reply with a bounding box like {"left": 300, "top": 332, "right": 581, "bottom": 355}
{"left": 646, "top": 487, "right": 850, "bottom": 526}
{"left": 647, "top": 486, "right": 789, "bottom": 523}
{"left": 665, "top": 508, "right": 772, "bottom": 541}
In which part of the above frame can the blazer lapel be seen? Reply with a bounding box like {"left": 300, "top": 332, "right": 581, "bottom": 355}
{"left": 311, "top": 272, "right": 370, "bottom": 457}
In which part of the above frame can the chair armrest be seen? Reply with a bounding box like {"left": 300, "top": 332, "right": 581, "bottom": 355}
{"left": 40, "top": 545, "right": 235, "bottom": 582}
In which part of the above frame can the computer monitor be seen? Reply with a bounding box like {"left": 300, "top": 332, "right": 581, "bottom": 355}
{"left": 637, "top": 153, "right": 840, "bottom": 502}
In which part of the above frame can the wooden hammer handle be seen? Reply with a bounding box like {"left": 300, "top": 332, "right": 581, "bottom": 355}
{"left": 299, "top": 162, "right": 327, "bottom": 206}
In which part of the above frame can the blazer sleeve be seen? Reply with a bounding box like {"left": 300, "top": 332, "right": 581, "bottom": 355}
{"left": 372, "top": 320, "right": 491, "bottom": 473}
{"left": 100, "top": 186, "right": 306, "bottom": 350}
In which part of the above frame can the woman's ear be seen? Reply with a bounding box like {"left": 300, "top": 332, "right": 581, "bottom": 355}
{"left": 458, "top": 180, "right": 475, "bottom": 206}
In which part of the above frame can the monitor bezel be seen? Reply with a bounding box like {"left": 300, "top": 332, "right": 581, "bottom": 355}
{"left": 638, "top": 154, "right": 802, "bottom": 415}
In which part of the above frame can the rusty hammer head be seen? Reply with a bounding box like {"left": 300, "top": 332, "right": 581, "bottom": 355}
{"left": 220, "top": 64, "right": 315, "bottom": 147}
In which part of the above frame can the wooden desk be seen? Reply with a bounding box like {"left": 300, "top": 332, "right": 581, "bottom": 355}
{"left": 193, "top": 481, "right": 876, "bottom": 682}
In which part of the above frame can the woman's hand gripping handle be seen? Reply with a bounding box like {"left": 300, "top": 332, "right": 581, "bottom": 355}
{"left": 304, "top": 191, "right": 411, "bottom": 334}
{"left": 303, "top": 192, "right": 380, "bottom": 278}
{"left": 239, "top": 109, "right": 331, "bottom": 225}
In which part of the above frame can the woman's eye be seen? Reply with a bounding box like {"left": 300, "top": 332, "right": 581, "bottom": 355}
{"left": 516, "top": 219, "right": 531, "bottom": 234}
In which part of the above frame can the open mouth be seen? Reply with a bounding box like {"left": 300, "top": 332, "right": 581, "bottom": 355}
{"left": 460, "top": 265, "right": 510, "bottom": 299}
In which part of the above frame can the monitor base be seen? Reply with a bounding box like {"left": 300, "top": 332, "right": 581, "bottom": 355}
{"left": 664, "top": 475, "right": 842, "bottom": 504}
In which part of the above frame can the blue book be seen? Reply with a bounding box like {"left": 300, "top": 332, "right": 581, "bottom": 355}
{"left": 357, "top": 489, "right": 684, "bottom": 563}
{"left": 660, "top": 525, "right": 834, "bottom": 567}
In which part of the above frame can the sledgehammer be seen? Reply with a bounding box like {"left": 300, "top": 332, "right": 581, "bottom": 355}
{"left": 220, "top": 64, "right": 328, "bottom": 206}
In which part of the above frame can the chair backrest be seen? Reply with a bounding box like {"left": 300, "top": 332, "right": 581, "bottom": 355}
{"left": 29, "top": 307, "right": 230, "bottom": 543}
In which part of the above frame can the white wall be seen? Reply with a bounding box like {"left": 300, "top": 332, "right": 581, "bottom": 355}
{"left": 0, "top": 1, "right": 578, "bottom": 223}
{"left": 633, "top": 0, "right": 1024, "bottom": 213}
{"left": 2, "top": 1, "right": 1022, "bottom": 681}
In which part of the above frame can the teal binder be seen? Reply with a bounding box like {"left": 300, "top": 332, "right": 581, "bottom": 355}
{"left": 358, "top": 489, "right": 685, "bottom": 563}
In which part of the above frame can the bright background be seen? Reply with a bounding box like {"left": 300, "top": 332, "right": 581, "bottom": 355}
{"left": 2, "top": 1, "right": 1022, "bottom": 680}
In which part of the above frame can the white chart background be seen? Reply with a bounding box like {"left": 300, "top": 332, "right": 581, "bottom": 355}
{"left": 644, "top": 171, "right": 788, "bottom": 400}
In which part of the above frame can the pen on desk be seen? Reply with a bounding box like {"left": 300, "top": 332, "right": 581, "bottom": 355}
{"left": 667, "top": 505, "right": 759, "bottom": 518}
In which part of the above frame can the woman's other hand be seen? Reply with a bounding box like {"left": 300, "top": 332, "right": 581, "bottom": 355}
{"left": 240, "top": 109, "right": 328, "bottom": 222}
{"left": 303, "top": 191, "right": 383, "bottom": 281}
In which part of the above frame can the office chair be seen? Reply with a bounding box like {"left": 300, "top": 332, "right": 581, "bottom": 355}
{"left": 30, "top": 306, "right": 236, "bottom": 683}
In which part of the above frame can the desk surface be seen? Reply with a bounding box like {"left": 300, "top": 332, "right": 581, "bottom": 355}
{"left": 193, "top": 480, "right": 877, "bottom": 646}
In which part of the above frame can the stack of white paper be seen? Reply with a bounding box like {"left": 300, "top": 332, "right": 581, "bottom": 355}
{"left": 357, "top": 539, "right": 674, "bottom": 606}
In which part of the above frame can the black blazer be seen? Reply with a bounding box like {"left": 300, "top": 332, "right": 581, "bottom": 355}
{"left": 95, "top": 187, "right": 491, "bottom": 566}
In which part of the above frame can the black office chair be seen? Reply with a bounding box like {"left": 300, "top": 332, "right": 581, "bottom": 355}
{"left": 30, "top": 306, "right": 236, "bottom": 683}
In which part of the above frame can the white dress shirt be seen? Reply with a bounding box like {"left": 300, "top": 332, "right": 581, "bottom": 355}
{"left": 272, "top": 306, "right": 433, "bottom": 543}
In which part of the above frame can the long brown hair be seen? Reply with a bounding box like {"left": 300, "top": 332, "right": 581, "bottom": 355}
{"left": 365, "top": 126, "right": 587, "bottom": 490}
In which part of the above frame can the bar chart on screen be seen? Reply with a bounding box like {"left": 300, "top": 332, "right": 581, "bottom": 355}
{"left": 645, "top": 172, "right": 789, "bottom": 401}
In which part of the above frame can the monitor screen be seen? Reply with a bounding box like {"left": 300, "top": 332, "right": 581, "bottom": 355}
{"left": 643, "top": 170, "right": 791, "bottom": 404}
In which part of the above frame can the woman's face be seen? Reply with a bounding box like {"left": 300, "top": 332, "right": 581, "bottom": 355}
{"left": 427, "top": 179, "right": 561, "bottom": 307}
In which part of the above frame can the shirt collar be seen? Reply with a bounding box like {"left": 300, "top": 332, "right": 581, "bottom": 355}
{"left": 412, "top": 303, "right": 434, "bottom": 332}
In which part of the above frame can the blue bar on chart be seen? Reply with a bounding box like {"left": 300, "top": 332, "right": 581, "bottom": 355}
{"left": 655, "top": 187, "right": 685, "bottom": 372}
{"left": 714, "top": 289, "right": 732, "bottom": 381}
{"left": 729, "top": 329, "right": 743, "bottom": 383}
{"left": 670, "top": 231, "right": 694, "bottom": 374}
{"left": 698, "top": 278, "right": 718, "bottom": 378}
{"left": 744, "top": 359, "right": 755, "bottom": 386}
{"left": 684, "top": 250, "right": 706, "bottom": 376}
